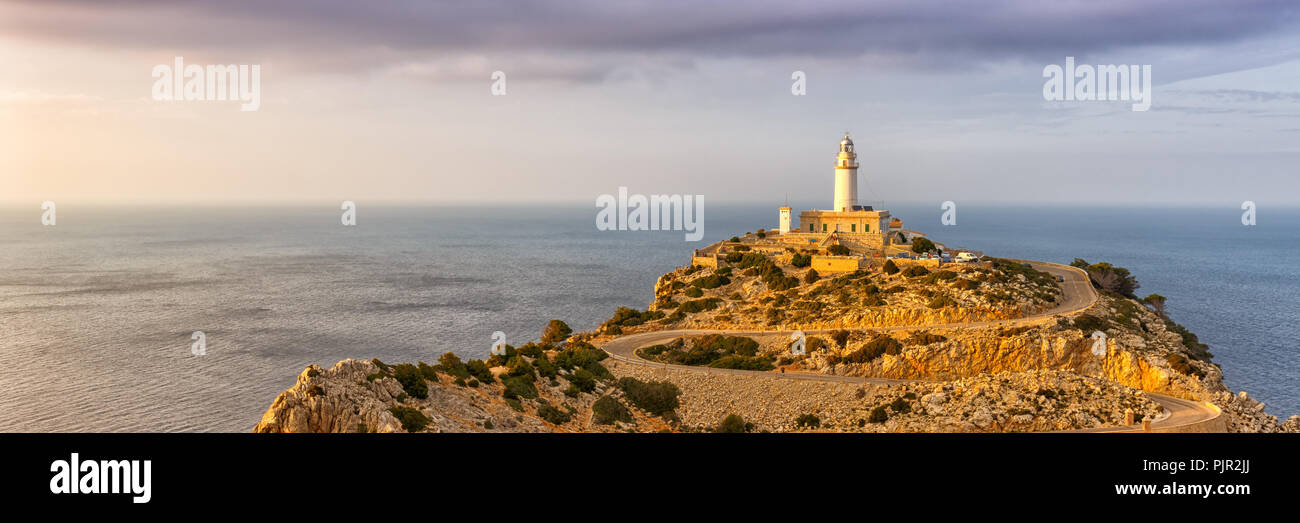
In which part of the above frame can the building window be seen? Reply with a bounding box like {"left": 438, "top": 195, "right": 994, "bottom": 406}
{"left": 865, "top": 223, "right": 870, "bottom": 232}
{"left": 851, "top": 224, "right": 856, "bottom": 232}
{"left": 808, "top": 224, "right": 814, "bottom": 232}
{"left": 822, "top": 224, "right": 827, "bottom": 232}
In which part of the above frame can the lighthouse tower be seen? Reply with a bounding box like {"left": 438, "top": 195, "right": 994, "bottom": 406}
{"left": 833, "top": 133, "right": 859, "bottom": 212}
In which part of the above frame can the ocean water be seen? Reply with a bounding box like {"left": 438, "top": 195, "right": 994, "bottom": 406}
{"left": 0, "top": 202, "right": 1295, "bottom": 431}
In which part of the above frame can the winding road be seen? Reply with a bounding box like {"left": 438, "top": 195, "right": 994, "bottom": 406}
{"left": 598, "top": 259, "right": 1222, "bottom": 433}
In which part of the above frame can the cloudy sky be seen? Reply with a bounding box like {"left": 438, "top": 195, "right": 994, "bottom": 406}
{"left": 2, "top": 0, "right": 1299, "bottom": 205}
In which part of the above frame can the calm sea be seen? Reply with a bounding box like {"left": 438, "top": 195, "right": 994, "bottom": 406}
{"left": 0, "top": 202, "right": 1295, "bottom": 431}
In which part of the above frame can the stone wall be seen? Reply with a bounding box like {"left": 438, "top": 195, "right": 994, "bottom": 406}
{"left": 810, "top": 255, "right": 864, "bottom": 273}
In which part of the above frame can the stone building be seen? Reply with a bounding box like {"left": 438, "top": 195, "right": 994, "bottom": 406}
{"left": 778, "top": 133, "right": 892, "bottom": 251}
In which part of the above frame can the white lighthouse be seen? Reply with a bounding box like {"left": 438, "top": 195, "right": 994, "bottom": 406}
{"left": 792, "top": 133, "right": 891, "bottom": 248}
{"left": 833, "top": 132, "right": 859, "bottom": 212}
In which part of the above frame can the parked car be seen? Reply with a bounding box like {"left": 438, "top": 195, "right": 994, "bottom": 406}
{"left": 954, "top": 252, "right": 978, "bottom": 263}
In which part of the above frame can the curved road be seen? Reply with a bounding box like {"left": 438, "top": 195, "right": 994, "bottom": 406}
{"left": 599, "top": 260, "right": 1221, "bottom": 433}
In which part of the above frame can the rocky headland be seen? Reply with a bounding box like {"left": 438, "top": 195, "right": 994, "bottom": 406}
{"left": 254, "top": 237, "right": 1299, "bottom": 433}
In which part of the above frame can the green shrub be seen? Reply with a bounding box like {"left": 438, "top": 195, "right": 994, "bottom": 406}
{"left": 516, "top": 342, "right": 546, "bottom": 359}
{"left": 502, "top": 376, "right": 538, "bottom": 399}
{"left": 828, "top": 244, "right": 850, "bottom": 256}
{"left": 791, "top": 253, "right": 812, "bottom": 268}
{"left": 903, "top": 265, "right": 931, "bottom": 278}
{"left": 707, "top": 355, "right": 775, "bottom": 371}
{"left": 593, "top": 395, "right": 632, "bottom": 425}
{"left": 566, "top": 368, "right": 597, "bottom": 393}
{"left": 1072, "top": 314, "right": 1110, "bottom": 334}
{"left": 691, "top": 274, "right": 731, "bottom": 289}
{"left": 533, "top": 355, "right": 559, "bottom": 379}
{"left": 537, "top": 404, "right": 572, "bottom": 424}
{"left": 540, "top": 319, "right": 573, "bottom": 344}
{"left": 417, "top": 361, "right": 439, "bottom": 382}
{"left": 684, "top": 287, "right": 703, "bottom": 298}
{"left": 830, "top": 330, "right": 851, "bottom": 348}
{"left": 904, "top": 331, "right": 947, "bottom": 345}
{"left": 388, "top": 406, "right": 430, "bottom": 432}
{"left": 466, "top": 359, "right": 494, "bottom": 383}
{"left": 553, "top": 342, "right": 608, "bottom": 370}
{"left": 868, "top": 406, "right": 889, "bottom": 423}
{"left": 437, "top": 352, "right": 469, "bottom": 379}
{"left": 842, "top": 335, "right": 903, "bottom": 363}
{"left": 882, "top": 259, "right": 899, "bottom": 274}
{"left": 507, "top": 357, "right": 535, "bottom": 379}
{"left": 804, "top": 269, "right": 820, "bottom": 284}
{"left": 1166, "top": 354, "right": 1205, "bottom": 378}
{"left": 795, "top": 414, "right": 820, "bottom": 428}
{"left": 889, "top": 397, "right": 912, "bottom": 414}
{"left": 617, "top": 377, "right": 680, "bottom": 416}
{"left": 678, "top": 297, "right": 723, "bottom": 314}
{"left": 927, "top": 295, "right": 957, "bottom": 309}
{"left": 911, "top": 237, "right": 936, "bottom": 253}
{"left": 716, "top": 414, "right": 747, "bottom": 433}
{"left": 391, "top": 363, "right": 429, "bottom": 399}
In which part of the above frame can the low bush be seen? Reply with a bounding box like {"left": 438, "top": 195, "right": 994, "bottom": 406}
{"left": 691, "top": 274, "right": 731, "bottom": 289}
{"left": 842, "top": 335, "right": 903, "bottom": 364}
{"left": 882, "top": 259, "right": 899, "bottom": 275}
{"left": 617, "top": 377, "right": 680, "bottom": 416}
{"left": 592, "top": 395, "right": 632, "bottom": 424}
{"left": 536, "top": 404, "right": 572, "bottom": 424}
{"left": 465, "top": 359, "right": 494, "bottom": 383}
{"left": 868, "top": 406, "right": 888, "bottom": 423}
{"left": 927, "top": 295, "right": 957, "bottom": 309}
{"left": 716, "top": 414, "right": 747, "bottom": 433}
{"left": 903, "top": 265, "right": 931, "bottom": 278}
{"left": 437, "top": 352, "right": 469, "bottom": 379}
{"left": 540, "top": 319, "right": 573, "bottom": 344}
{"left": 391, "top": 363, "right": 430, "bottom": 399}
{"left": 795, "top": 414, "right": 820, "bottom": 428}
{"left": 904, "top": 331, "right": 947, "bottom": 346}
{"left": 388, "top": 406, "right": 430, "bottom": 432}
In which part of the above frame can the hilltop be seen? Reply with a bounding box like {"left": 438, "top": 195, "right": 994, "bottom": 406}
{"left": 254, "top": 237, "right": 1300, "bottom": 433}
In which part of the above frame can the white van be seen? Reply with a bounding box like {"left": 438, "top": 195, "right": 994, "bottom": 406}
{"left": 955, "top": 252, "right": 978, "bottom": 263}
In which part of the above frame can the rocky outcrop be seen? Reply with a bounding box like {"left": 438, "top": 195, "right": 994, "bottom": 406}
{"left": 255, "top": 359, "right": 407, "bottom": 433}
{"left": 254, "top": 358, "right": 671, "bottom": 433}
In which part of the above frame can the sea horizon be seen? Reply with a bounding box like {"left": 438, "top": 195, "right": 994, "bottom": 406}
{"left": 1, "top": 202, "right": 1296, "bottom": 431}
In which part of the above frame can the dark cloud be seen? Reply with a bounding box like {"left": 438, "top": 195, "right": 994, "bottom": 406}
{"left": 3, "top": 0, "right": 1298, "bottom": 74}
